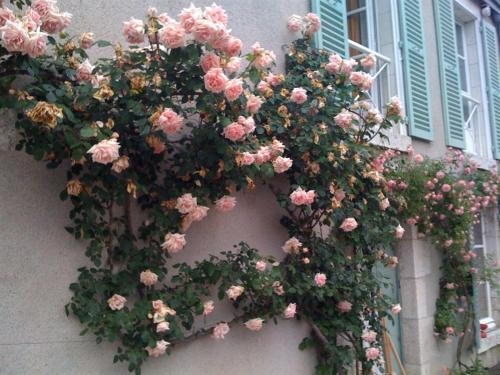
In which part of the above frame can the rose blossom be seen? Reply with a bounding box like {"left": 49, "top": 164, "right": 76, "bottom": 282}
{"left": 122, "top": 17, "right": 144, "bottom": 44}
{"left": 204, "top": 67, "right": 228, "bottom": 93}
{"left": 156, "top": 321, "right": 170, "bottom": 333}
{"left": 284, "top": 303, "right": 297, "bottom": 319}
{"left": 365, "top": 347, "right": 380, "bottom": 361}
{"left": 79, "top": 32, "right": 94, "bottom": 49}
{"left": 158, "top": 108, "right": 183, "bottom": 134}
{"left": 246, "top": 94, "right": 263, "bottom": 114}
{"left": 446, "top": 326, "right": 455, "bottom": 335}
{"left": 107, "top": 294, "right": 126, "bottom": 310}
{"left": 244, "top": 318, "right": 264, "bottom": 331}
{"left": 0, "top": 20, "right": 28, "bottom": 53}
{"left": 178, "top": 4, "right": 202, "bottom": 32}
{"left": 337, "top": 300, "right": 352, "bottom": 313}
{"left": 87, "top": 138, "right": 120, "bottom": 164}
{"left": 223, "top": 122, "right": 246, "bottom": 141}
{"left": 334, "top": 109, "right": 356, "bottom": 131}
{"left": 161, "top": 233, "right": 186, "bottom": 253}
{"left": 441, "top": 184, "right": 451, "bottom": 193}
{"left": 224, "top": 36, "right": 242, "bottom": 57}
{"left": 203, "top": 300, "right": 215, "bottom": 315}
{"left": 340, "top": 217, "right": 358, "bottom": 232}
{"left": 25, "top": 31, "right": 47, "bottom": 58}
{"left": 287, "top": 14, "right": 303, "bottom": 32}
{"left": 360, "top": 54, "right": 377, "bottom": 70}
{"left": 186, "top": 205, "right": 209, "bottom": 222}
{"left": 395, "top": 224, "right": 405, "bottom": 239}
{"left": 325, "top": 53, "right": 343, "bottom": 74}
{"left": 159, "top": 22, "right": 185, "bottom": 49}
{"left": 362, "top": 330, "right": 377, "bottom": 343}
{"left": 282, "top": 237, "right": 302, "bottom": 254}
{"left": 225, "top": 56, "right": 241, "bottom": 73}
{"left": 0, "top": 7, "right": 14, "bottom": 27}
{"left": 314, "top": 273, "right": 327, "bottom": 287}
{"left": 239, "top": 116, "right": 255, "bottom": 134}
{"left": 414, "top": 153, "right": 424, "bottom": 163}
{"left": 76, "top": 59, "right": 94, "bottom": 82}
{"left": 146, "top": 340, "right": 169, "bottom": 357}
{"left": 240, "top": 152, "right": 255, "bottom": 166}
{"left": 140, "top": 270, "right": 158, "bottom": 286}
{"left": 254, "top": 146, "right": 272, "bottom": 164}
{"left": 290, "top": 187, "right": 316, "bottom": 205}
{"left": 334, "top": 189, "right": 346, "bottom": 202}
{"left": 41, "top": 10, "right": 71, "bottom": 34}
{"left": 255, "top": 260, "right": 266, "bottom": 272}
{"left": 212, "top": 322, "right": 230, "bottom": 339}
{"left": 215, "top": 195, "right": 236, "bottom": 212}
{"left": 226, "top": 285, "right": 244, "bottom": 300}
{"left": 392, "top": 304, "right": 402, "bottom": 314}
{"left": 304, "top": 12, "right": 320, "bottom": 35}
{"left": 176, "top": 193, "right": 197, "bottom": 214}
{"left": 200, "top": 52, "right": 221, "bottom": 73}
{"left": 224, "top": 78, "right": 243, "bottom": 102}
{"left": 379, "top": 198, "right": 390, "bottom": 211}
{"left": 290, "top": 87, "right": 307, "bottom": 104}
{"left": 272, "top": 156, "right": 293, "bottom": 173}
{"left": 349, "top": 71, "right": 373, "bottom": 90}
{"left": 32, "top": 0, "right": 56, "bottom": 18}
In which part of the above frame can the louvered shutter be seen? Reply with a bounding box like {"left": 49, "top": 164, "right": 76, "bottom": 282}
{"left": 312, "top": 0, "right": 348, "bottom": 57}
{"left": 434, "top": 0, "right": 465, "bottom": 148}
{"left": 399, "top": 0, "right": 433, "bottom": 140}
{"left": 481, "top": 21, "right": 500, "bottom": 160}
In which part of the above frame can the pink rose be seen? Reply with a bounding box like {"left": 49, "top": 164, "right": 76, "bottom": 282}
{"left": 270, "top": 139, "right": 285, "bottom": 155}
{"left": 23, "top": 8, "right": 41, "bottom": 32}
{"left": 224, "top": 78, "right": 243, "bottom": 102}
{"left": 282, "top": 237, "right": 302, "bottom": 254}
{"left": 266, "top": 73, "right": 284, "bottom": 87}
{"left": 203, "top": 300, "right": 215, "bottom": 315}
{"left": 334, "top": 109, "right": 356, "bottom": 131}
{"left": 414, "top": 154, "right": 424, "bottom": 163}
{"left": 192, "top": 19, "right": 216, "bottom": 44}
{"left": 257, "top": 80, "right": 271, "bottom": 95}
{"left": 176, "top": 193, "right": 197, "bottom": 214}
{"left": 350, "top": 71, "right": 373, "bottom": 90}
{"left": 186, "top": 205, "right": 209, "bottom": 222}
{"left": 224, "top": 36, "right": 242, "bottom": 57}
{"left": 290, "top": 187, "right": 316, "bottom": 205}
{"left": 314, "top": 273, "right": 327, "bottom": 287}
{"left": 337, "top": 300, "right": 352, "bottom": 313}
{"left": 200, "top": 52, "right": 221, "bottom": 73}
{"left": 340, "top": 217, "right": 358, "bottom": 232}
{"left": 204, "top": 3, "right": 228, "bottom": 25}
{"left": 244, "top": 318, "right": 264, "bottom": 331}
{"left": 159, "top": 23, "right": 185, "bottom": 49}
{"left": 273, "top": 156, "right": 293, "bottom": 173}
{"left": 290, "top": 87, "right": 307, "bottom": 104}
{"left": 360, "top": 54, "right": 377, "bottom": 70}
{"left": 334, "top": 189, "right": 346, "bottom": 202}
{"left": 0, "top": 20, "right": 28, "bottom": 53}
{"left": 325, "top": 54, "right": 343, "bottom": 74}
{"left": 41, "top": 10, "right": 71, "bottom": 34}
{"left": 122, "top": 17, "right": 144, "bottom": 44}
{"left": 394, "top": 224, "right": 405, "bottom": 239}
{"left": 379, "top": 198, "right": 390, "bottom": 211}
{"left": 25, "top": 31, "right": 47, "bottom": 58}
{"left": 140, "top": 270, "right": 158, "bottom": 286}
{"left": 238, "top": 116, "right": 255, "bottom": 134}
{"left": 158, "top": 108, "right": 183, "bottom": 134}
{"left": 246, "top": 94, "right": 263, "bottom": 114}
{"left": 392, "top": 304, "right": 402, "bottom": 314}
{"left": 284, "top": 303, "right": 297, "bottom": 319}
{"left": 255, "top": 260, "right": 266, "bottom": 272}
{"left": 215, "top": 195, "right": 236, "bottom": 212}
{"left": 446, "top": 327, "right": 455, "bottom": 335}
{"left": 225, "top": 56, "right": 241, "bottom": 73}
{"left": 161, "top": 233, "right": 186, "bottom": 253}
{"left": 254, "top": 146, "right": 272, "bottom": 164}
{"left": 365, "top": 347, "right": 380, "bottom": 361}
{"left": 240, "top": 152, "right": 255, "bottom": 166}
{"left": 107, "top": 294, "right": 126, "bottom": 310}
{"left": 87, "top": 138, "right": 120, "bottom": 164}
{"left": 0, "top": 7, "right": 15, "bottom": 27}
{"left": 304, "top": 13, "right": 320, "bottom": 35}
{"left": 287, "top": 15, "right": 303, "bottom": 32}
{"left": 156, "top": 321, "right": 170, "bottom": 333}
{"left": 76, "top": 59, "right": 94, "bottom": 82}
{"left": 436, "top": 171, "right": 445, "bottom": 180}
{"left": 146, "top": 340, "right": 169, "bottom": 357}
{"left": 362, "top": 330, "right": 377, "bottom": 343}
{"left": 32, "top": 0, "right": 56, "bottom": 18}
{"left": 223, "top": 122, "right": 246, "bottom": 142}
{"left": 204, "top": 67, "right": 228, "bottom": 93}
{"left": 441, "top": 184, "right": 451, "bottom": 193}
{"left": 226, "top": 285, "right": 244, "bottom": 300}
{"left": 212, "top": 322, "right": 230, "bottom": 339}
{"left": 341, "top": 58, "right": 357, "bottom": 74}
{"left": 178, "top": 4, "right": 202, "bottom": 32}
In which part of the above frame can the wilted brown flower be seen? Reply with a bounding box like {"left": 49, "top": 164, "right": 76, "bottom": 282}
{"left": 93, "top": 85, "right": 114, "bottom": 101}
{"left": 67, "top": 179, "right": 83, "bottom": 196}
{"left": 130, "top": 75, "right": 147, "bottom": 93}
{"left": 26, "top": 101, "right": 63, "bottom": 128}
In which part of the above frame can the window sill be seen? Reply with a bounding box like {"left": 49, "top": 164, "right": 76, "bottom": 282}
{"left": 370, "top": 127, "right": 412, "bottom": 152}
{"left": 467, "top": 153, "right": 497, "bottom": 170}
{"left": 478, "top": 327, "right": 500, "bottom": 354}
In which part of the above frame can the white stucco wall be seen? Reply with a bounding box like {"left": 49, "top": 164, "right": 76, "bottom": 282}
{"left": 0, "top": 1, "right": 320, "bottom": 374}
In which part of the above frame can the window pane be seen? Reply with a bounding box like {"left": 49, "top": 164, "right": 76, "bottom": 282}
{"left": 348, "top": 11, "right": 368, "bottom": 48}
{"left": 455, "top": 24, "right": 464, "bottom": 56}
{"left": 458, "top": 58, "right": 468, "bottom": 92}
{"left": 347, "top": 0, "right": 366, "bottom": 12}
{"left": 478, "top": 282, "right": 490, "bottom": 319}
{"left": 473, "top": 217, "right": 483, "bottom": 246}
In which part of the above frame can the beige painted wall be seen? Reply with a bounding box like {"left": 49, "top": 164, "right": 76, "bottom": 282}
{"left": 0, "top": 1, "right": 320, "bottom": 374}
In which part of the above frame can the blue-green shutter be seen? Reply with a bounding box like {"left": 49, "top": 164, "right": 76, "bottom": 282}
{"left": 481, "top": 21, "right": 500, "bottom": 160}
{"left": 399, "top": 0, "right": 433, "bottom": 141}
{"left": 312, "top": 0, "right": 348, "bottom": 57}
{"left": 434, "top": 0, "right": 465, "bottom": 149}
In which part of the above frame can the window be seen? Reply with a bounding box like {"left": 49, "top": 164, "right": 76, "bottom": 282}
{"left": 454, "top": 1, "right": 493, "bottom": 161}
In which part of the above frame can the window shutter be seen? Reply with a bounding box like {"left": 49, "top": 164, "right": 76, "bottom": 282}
{"left": 312, "top": 0, "right": 348, "bottom": 57}
{"left": 481, "top": 21, "right": 500, "bottom": 160}
{"left": 399, "top": 0, "right": 433, "bottom": 141}
{"left": 434, "top": 0, "right": 465, "bottom": 149}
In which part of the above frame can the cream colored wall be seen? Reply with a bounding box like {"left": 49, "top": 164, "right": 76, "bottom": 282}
{"left": 0, "top": 1, "right": 319, "bottom": 374}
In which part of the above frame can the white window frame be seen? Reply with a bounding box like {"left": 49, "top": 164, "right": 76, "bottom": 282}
{"left": 454, "top": 0, "right": 494, "bottom": 163}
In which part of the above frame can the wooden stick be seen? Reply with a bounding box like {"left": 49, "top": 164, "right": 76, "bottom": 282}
{"left": 381, "top": 318, "right": 394, "bottom": 374}
{"left": 386, "top": 329, "right": 407, "bottom": 375}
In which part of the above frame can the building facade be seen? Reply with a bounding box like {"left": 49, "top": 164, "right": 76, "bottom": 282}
{"left": 0, "top": 0, "right": 499, "bottom": 374}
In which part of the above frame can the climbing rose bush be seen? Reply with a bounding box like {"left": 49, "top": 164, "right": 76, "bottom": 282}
{"left": 1, "top": 1, "right": 498, "bottom": 375}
